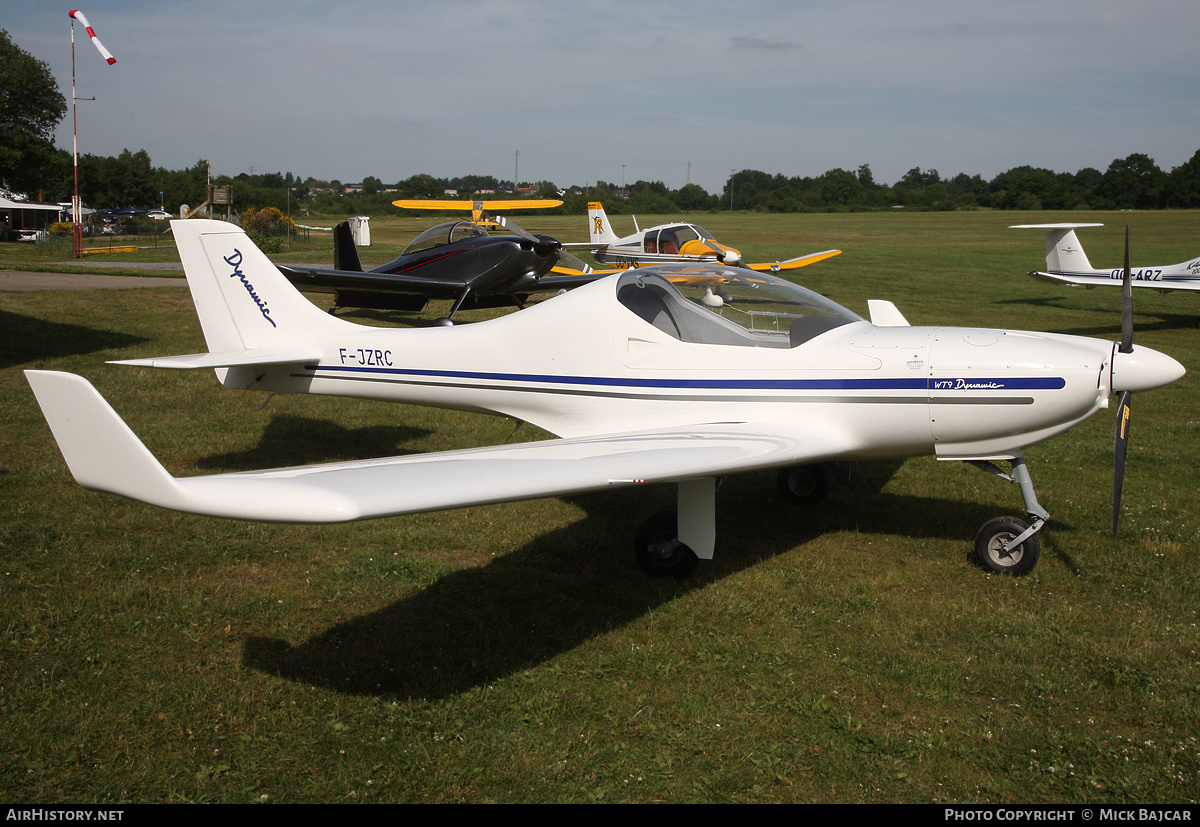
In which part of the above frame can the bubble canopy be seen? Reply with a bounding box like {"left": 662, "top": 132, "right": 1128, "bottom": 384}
{"left": 402, "top": 221, "right": 488, "bottom": 255}
{"left": 614, "top": 265, "right": 863, "bottom": 348}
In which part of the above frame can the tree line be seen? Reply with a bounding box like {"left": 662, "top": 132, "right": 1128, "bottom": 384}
{"left": 278, "top": 151, "right": 1200, "bottom": 216}
{"left": 21, "top": 149, "right": 1195, "bottom": 219}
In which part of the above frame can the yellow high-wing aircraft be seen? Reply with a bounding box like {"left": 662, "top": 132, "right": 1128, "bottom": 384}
{"left": 393, "top": 198, "right": 562, "bottom": 229}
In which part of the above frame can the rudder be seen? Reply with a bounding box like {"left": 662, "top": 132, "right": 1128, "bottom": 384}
{"left": 588, "top": 202, "right": 617, "bottom": 245}
{"left": 171, "top": 219, "right": 346, "bottom": 353}
{"left": 1044, "top": 228, "right": 1095, "bottom": 273}
{"left": 332, "top": 221, "right": 363, "bottom": 271}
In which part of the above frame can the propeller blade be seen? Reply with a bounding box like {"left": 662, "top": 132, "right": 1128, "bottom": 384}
{"left": 1112, "top": 389, "right": 1132, "bottom": 539}
{"left": 555, "top": 249, "right": 594, "bottom": 274}
{"left": 1120, "top": 225, "right": 1133, "bottom": 353}
{"left": 494, "top": 215, "right": 593, "bottom": 274}
{"left": 491, "top": 214, "right": 538, "bottom": 243}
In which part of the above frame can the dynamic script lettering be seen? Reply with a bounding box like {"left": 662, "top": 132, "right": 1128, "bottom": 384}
{"left": 933, "top": 379, "right": 1005, "bottom": 390}
{"left": 225, "top": 249, "right": 276, "bottom": 328}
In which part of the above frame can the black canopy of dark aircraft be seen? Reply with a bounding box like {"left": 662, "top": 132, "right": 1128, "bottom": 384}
{"left": 277, "top": 220, "right": 598, "bottom": 324}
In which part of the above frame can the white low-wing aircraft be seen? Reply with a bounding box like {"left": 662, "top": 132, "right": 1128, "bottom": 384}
{"left": 25, "top": 220, "right": 1184, "bottom": 577}
{"left": 571, "top": 202, "right": 841, "bottom": 273}
{"left": 1012, "top": 223, "right": 1200, "bottom": 292}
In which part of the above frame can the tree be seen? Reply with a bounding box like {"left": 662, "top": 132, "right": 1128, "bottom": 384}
{"left": 394, "top": 173, "right": 442, "bottom": 198}
{"left": 0, "top": 30, "right": 68, "bottom": 195}
{"left": 819, "top": 168, "right": 864, "bottom": 209}
{"left": 1096, "top": 153, "right": 1165, "bottom": 209}
{"left": 1162, "top": 149, "right": 1200, "bottom": 208}
{"left": 991, "top": 166, "right": 1068, "bottom": 210}
{"left": 675, "top": 183, "right": 714, "bottom": 211}
{"left": 856, "top": 164, "right": 875, "bottom": 189}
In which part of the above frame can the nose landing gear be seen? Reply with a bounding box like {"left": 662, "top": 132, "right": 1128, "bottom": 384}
{"left": 965, "top": 456, "right": 1048, "bottom": 575}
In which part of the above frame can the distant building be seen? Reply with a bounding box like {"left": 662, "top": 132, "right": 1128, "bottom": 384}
{"left": 0, "top": 196, "right": 64, "bottom": 239}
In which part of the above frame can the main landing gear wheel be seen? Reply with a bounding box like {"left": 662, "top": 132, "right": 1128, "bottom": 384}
{"left": 634, "top": 512, "right": 699, "bottom": 579}
{"left": 974, "top": 516, "right": 1040, "bottom": 576}
{"left": 776, "top": 464, "right": 832, "bottom": 505}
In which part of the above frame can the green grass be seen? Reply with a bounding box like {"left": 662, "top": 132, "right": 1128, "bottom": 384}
{"left": 2, "top": 210, "right": 1199, "bottom": 803}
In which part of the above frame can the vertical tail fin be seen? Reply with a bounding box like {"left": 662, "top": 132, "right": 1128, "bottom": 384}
{"left": 1011, "top": 223, "right": 1103, "bottom": 274}
{"left": 588, "top": 202, "right": 618, "bottom": 246}
{"left": 332, "top": 221, "right": 363, "bottom": 271}
{"left": 1044, "top": 228, "right": 1095, "bottom": 273}
{"left": 171, "top": 219, "right": 347, "bottom": 354}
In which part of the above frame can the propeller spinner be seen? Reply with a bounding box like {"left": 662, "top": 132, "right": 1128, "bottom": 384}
{"left": 492, "top": 215, "right": 594, "bottom": 274}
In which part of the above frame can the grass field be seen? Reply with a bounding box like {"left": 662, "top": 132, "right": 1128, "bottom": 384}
{"left": 2, "top": 210, "right": 1198, "bottom": 803}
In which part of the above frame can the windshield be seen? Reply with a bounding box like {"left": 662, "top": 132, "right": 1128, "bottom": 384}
{"left": 616, "top": 265, "right": 861, "bottom": 348}
{"left": 648, "top": 225, "right": 700, "bottom": 254}
{"left": 403, "top": 221, "right": 487, "bottom": 255}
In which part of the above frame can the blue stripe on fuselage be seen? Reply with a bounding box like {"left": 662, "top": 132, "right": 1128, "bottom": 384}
{"left": 306, "top": 364, "right": 1066, "bottom": 392}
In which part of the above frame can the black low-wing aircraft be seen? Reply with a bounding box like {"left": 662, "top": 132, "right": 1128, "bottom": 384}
{"left": 277, "top": 219, "right": 599, "bottom": 324}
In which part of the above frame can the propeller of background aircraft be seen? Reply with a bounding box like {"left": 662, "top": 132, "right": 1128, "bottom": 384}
{"left": 491, "top": 214, "right": 594, "bottom": 274}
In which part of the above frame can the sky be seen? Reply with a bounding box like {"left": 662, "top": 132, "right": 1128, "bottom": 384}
{"left": 5, "top": 0, "right": 1200, "bottom": 195}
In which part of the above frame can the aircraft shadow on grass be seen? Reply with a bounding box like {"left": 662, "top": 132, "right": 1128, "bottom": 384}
{"left": 241, "top": 459, "right": 1078, "bottom": 700}
{"left": 1044, "top": 315, "right": 1195, "bottom": 338}
{"left": 988, "top": 297, "right": 1194, "bottom": 336}
{"left": 190, "top": 415, "right": 433, "bottom": 473}
{"left": 0, "top": 308, "right": 146, "bottom": 370}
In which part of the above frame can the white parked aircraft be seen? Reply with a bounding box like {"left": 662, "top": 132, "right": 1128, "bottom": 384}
{"left": 25, "top": 220, "right": 1183, "bottom": 578}
{"left": 1012, "top": 223, "right": 1200, "bottom": 292}
{"left": 574, "top": 202, "right": 841, "bottom": 273}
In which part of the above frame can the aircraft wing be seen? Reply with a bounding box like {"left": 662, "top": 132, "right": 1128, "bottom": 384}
{"left": 26, "top": 370, "right": 853, "bottom": 524}
{"left": 276, "top": 264, "right": 466, "bottom": 299}
{"left": 1030, "top": 271, "right": 1200, "bottom": 292}
{"left": 393, "top": 199, "right": 563, "bottom": 211}
{"left": 542, "top": 266, "right": 624, "bottom": 288}
{"left": 744, "top": 249, "right": 841, "bottom": 272}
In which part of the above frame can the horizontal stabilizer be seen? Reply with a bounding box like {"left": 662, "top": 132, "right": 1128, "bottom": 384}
{"left": 109, "top": 348, "right": 322, "bottom": 370}
{"left": 1028, "top": 271, "right": 1090, "bottom": 287}
{"left": 1010, "top": 223, "right": 1104, "bottom": 230}
{"left": 26, "top": 371, "right": 852, "bottom": 525}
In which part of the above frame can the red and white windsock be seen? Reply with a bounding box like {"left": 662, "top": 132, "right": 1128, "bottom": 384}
{"left": 68, "top": 10, "right": 116, "bottom": 65}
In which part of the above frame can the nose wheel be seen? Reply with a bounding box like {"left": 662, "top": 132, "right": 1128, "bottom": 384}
{"left": 974, "top": 516, "right": 1041, "bottom": 575}
{"left": 965, "top": 457, "right": 1048, "bottom": 576}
